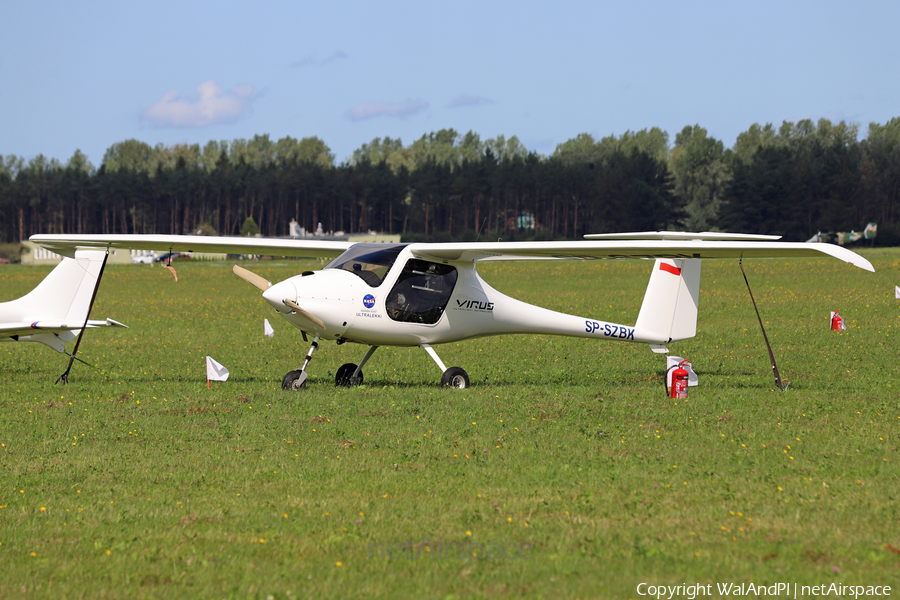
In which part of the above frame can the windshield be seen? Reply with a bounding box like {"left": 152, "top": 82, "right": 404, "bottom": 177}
{"left": 323, "top": 243, "right": 409, "bottom": 287}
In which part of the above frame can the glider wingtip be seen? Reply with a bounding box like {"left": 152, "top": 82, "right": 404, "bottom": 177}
{"left": 841, "top": 249, "right": 875, "bottom": 273}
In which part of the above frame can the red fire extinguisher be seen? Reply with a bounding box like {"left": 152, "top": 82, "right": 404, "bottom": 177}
{"left": 668, "top": 359, "right": 689, "bottom": 399}
{"left": 831, "top": 311, "right": 844, "bottom": 331}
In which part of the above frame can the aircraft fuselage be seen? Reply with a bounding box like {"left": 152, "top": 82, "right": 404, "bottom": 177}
{"left": 261, "top": 244, "right": 663, "bottom": 347}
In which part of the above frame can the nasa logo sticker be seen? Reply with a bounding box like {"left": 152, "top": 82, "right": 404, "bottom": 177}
{"left": 363, "top": 294, "right": 376, "bottom": 309}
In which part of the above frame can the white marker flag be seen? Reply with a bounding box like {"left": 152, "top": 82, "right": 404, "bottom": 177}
{"left": 264, "top": 318, "right": 274, "bottom": 338}
{"left": 895, "top": 285, "right": 900, "bottom": 299}
{"left": 667, "top": 356, "right": 699, "bottom": 387}
{"left": 206, "top": 355, "right": 229, "bottom": 387}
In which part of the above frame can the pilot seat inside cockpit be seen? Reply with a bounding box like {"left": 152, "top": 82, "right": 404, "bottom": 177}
{"left": 385, "top": 259, "right": 458, "bottom": 324}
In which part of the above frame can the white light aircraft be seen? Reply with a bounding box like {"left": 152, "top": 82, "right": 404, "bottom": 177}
{"left": 29, "top": 232, "right": 873, "bottom": 389}
{"left": 0, "top": 249, "right": 127, "bottom": 380}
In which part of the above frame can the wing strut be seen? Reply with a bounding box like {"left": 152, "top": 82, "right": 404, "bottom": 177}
{"left": 57, "top": 250, "right": 109, "bottom": 384}
{"left": 739, "top": 258, "right": 789, "bottom": 392}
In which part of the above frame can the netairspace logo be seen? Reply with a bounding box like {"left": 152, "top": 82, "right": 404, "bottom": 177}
{"left": 636, "top": 582, "right": 893, "bottom": 599}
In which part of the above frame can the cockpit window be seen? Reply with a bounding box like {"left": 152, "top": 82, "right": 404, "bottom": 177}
{"left": 323, "top": 243, "right": 408, "bottom": 287}
{"left": 386, "top": 259, "right": 458, "bottom": 324}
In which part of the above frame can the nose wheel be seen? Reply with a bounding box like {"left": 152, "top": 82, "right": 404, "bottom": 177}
{"left": 282, "top": 335, "right": 319, "bottom": 391}
{"left": 282, "top": 369, "right": 307, "bottom": 390}
{"left": 440, "top": 366, "right": 469, "bottom": 389}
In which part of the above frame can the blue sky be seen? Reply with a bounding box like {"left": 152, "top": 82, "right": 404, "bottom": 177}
{"left": 2, "top": 0, "right": 898, "bottom": 167}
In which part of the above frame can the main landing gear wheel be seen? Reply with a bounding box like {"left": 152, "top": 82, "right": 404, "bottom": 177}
{"left": 282, "top": 369, "right": 307, "bottom": 391}
{"left": 441, "top": 367, "right": 469, "bottom": 389}
{"left": 335, "top": 363, "right": 363, "bottom": 387}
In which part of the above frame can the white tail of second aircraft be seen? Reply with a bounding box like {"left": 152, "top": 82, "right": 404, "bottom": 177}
{"left": 0, "top": 250, "right": 125, "bottom": 352}
{"left": 634, "top": 258, "right": 701, "bottom": 348}
{"left": 7, "top": 250, "right": 106, "bottom": 322}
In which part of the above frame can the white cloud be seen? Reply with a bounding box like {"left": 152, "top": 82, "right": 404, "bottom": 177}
{"left": 142, "top": 81, "right": 255, "bottom": 128}
{"left": 448, "top": 95, "right": 492, "bottom": 108}
{"left": 345, "top": 99, "right": 429, "bottom": 122}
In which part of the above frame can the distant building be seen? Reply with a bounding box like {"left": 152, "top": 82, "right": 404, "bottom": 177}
{"left": 289, "top": 219, "right": 399, "bottom": 243}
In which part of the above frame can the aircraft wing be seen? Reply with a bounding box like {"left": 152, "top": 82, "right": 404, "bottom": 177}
{"left": 29, "top": 234, "right": 354, "bottom": 259}
{"left": 0, "top": 319, "right": 127, "bottom": 338}
{"left": 30, "top": 233, "right": 874, "bottom": 272}
{"left": 410, "top": 240, "right": 874, "bottom": 272}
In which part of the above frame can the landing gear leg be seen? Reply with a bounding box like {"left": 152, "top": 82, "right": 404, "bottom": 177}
{"left": 336, "top": 345, "right": 378, "bottom": 386}
{"left": 282, "top": 335, "right": 320, "bottom": 391}
{"left": 422, "top": 343, "right": 469, "bottom": 389}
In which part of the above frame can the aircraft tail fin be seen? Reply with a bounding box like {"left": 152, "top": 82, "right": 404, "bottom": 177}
{"left": 634, "top": 258, "right": 701, "bottom": 346}
{"left": 2, "top": 250, "right": 108, "bottom": 324}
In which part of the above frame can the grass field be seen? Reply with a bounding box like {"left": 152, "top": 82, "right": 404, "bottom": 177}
{"left": 1, "top": 250, "right": 898, "bottom": 599}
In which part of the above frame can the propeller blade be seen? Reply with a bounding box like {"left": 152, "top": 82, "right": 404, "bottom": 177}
{"left": 283, "top": 299, "right": 325, "bottom": 329}
{"left": 233, "top": 265, "right": 271, "bottom": 291}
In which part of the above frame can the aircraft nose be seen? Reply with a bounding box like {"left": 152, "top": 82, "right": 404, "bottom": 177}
{"left": 262, "top": 279, "right": 297, "bottom": 313}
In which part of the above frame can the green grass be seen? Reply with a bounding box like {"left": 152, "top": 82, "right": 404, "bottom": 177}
{"left": 1, "top": 251, "right": 899, "bottom": 599}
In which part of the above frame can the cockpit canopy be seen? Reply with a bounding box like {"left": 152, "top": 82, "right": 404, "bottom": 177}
{"left": 324, "top": 243, "right": 460, "bottom": 325}
{"left": 323, "top": 243, "right": 408, "bottom": 287}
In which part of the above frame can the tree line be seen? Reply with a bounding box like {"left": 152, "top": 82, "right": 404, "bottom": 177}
{"left": 1, "top": 117, "right": 898, "bottom": 248}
